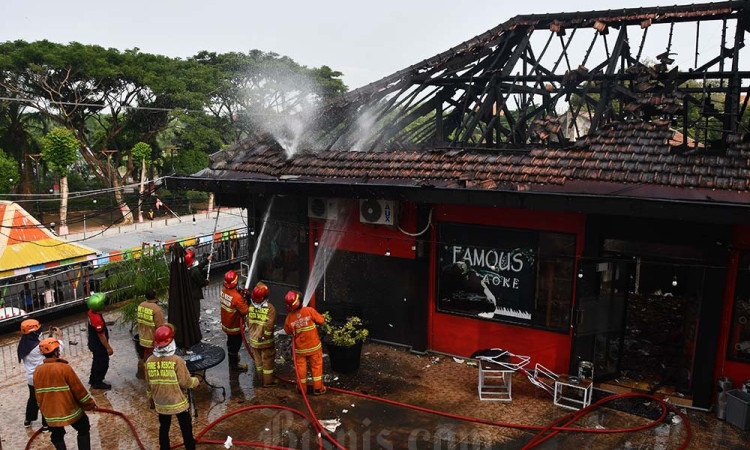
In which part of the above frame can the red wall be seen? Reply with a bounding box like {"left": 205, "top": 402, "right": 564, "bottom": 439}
{"left": 714, "top": 225, "right": 750, "bottom": 387}
{"left": 427, "top": 205, "right": 586, "bottom": 373}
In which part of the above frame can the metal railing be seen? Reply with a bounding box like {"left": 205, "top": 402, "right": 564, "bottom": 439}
{"left": 0, "top": 227, "right": 249, "bottom": 323}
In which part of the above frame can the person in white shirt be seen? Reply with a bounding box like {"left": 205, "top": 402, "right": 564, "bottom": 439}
{"left": 18, "top": 319, "right": 63, "bottom": 431}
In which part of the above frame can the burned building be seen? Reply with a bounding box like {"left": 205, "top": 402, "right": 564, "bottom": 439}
{"left": 173, "top": 1, "right": 750, "bottom": 409}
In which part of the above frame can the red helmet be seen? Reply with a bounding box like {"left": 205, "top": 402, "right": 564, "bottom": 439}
{"left": 251, "top": 282, "right": 269, "bottom": 303}
{"left": 21, "top": 319, "right": 41, "bottom": 335}
{"left": 285, "top": 290, "right": 301, "bottom": 311}
{"left": 153, "top": 325, "right": 175, "bottom": 348}
{"left": 39, "top": 338, "right": 60, "bottom": 355}
{"left": 185, "top": 250, "right": 195, "bottom": 267}
{"left": 224, "top": 270, "right": 239, "bottom": 289}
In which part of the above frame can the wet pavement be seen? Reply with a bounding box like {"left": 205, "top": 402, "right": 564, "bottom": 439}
{"left": 1, "top": 289, "right": 748, "bottom": 449}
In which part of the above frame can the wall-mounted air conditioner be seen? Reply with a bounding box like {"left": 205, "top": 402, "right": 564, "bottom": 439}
{"left": 308, "top": 198, "right": 339, "bottom": 221}
{"left": 359, "top": 199, "right": 397, "bottom": 226}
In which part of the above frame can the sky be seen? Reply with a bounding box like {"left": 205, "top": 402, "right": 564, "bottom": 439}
{"left": 1, "top": 0, "right": 741, "bottom": 91}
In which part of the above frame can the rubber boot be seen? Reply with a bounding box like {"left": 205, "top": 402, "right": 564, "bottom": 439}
{"left": 77, "top": 431, "right": 91, "bottom": 450}
{"left": 228, "top": 354, "right": 247, "bottom": 372}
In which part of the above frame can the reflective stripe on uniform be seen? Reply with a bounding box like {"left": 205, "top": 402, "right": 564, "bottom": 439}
{"left": 295, "top": 342, "right": 321, "bottom": 354}
{"left": 220, "top": 304, "right": 236, "bottom": 313}
{"left": 44, "top": 408, "right": 83, "bottom": 423}
{"left": 250, "top": 338, "right": 274, "bottom": 346}
{"left": 79, "top": 393, "right": 91, "bottom": 403}
{"left": 222, "top": 325, "right": 241, "bottom": 333}
{"left": 149, "top": 379, "right": 179, "bottom": 385}
{"left": 263, "top": 369, "right": 274, "bottom": 374}
{"left": 155, "top": 399, "right": 188, "bottom": 412}
{"left": 312, "top": 376, "right": 322, "bottom": 381}
{"left": 36, "top": 386, "right": 70, "bottom": 393}
{"left": 295, "top": 325, "right": 315, "bottom": 335}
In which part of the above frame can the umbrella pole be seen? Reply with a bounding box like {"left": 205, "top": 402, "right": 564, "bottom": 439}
{"left": 205, "top": 206, "right": 221, "bottom": 282}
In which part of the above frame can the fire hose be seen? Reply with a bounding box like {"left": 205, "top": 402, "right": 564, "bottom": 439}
{"left": 25, "top": 325, "right": 693, "bottom": 450}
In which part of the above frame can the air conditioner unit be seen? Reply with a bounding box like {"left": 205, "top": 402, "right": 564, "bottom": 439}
{"left": 308, "top": 197, "right": 339, "bottom": 221}
{"left": 359, "top": 199, "right": 397, "bottom": 226}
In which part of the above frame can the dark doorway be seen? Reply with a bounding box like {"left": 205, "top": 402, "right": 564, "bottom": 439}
{"left": 318, "top": 250, "right": 428, "bottom": 351}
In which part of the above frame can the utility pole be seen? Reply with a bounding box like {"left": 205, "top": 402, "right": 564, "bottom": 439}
{"left": 27, "top": 154, "right": 43, "bottom": 224}
{"left": 100, "top": 150, "right": 118, "bottom": 226}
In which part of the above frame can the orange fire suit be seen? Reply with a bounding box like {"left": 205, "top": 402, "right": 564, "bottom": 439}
{"left": 220, "top": 287, "right": 249, "bottom": 335}
{"left": 284, "top": 306, "right": 325, "bottom": 392}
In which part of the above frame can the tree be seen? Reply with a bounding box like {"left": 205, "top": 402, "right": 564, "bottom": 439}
{"left": 190, "top": 50, "right": 347, "bottom": 143}
{"left": 41, "top": 127, "right": 80, "bottom": 234}
{"left": 98, "top": 248, "right": 169, "bottom": 329}
{"left": 0, "top": 41, "right": 208, "bottom": 224}
{"left": 131, "top": 141, "right": 152, "bottom": 223}
{"left": 0, "top": 149, "right": 20, "bottom": 194}
{"left": 169, "top": 148, "right": 209, "bottom": 176}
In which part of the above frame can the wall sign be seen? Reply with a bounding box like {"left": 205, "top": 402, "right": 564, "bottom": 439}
{"left": 437, "top": 223, "right": 537, "bottom": 324}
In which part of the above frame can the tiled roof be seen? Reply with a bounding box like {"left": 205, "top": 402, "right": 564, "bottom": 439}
{"left": 209, "top": 118, "right": 750, "bottom": 193}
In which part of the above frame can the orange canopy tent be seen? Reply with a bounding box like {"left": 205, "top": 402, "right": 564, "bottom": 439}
{"left": 0, "top": 201, "right": 96, "bottom": 278}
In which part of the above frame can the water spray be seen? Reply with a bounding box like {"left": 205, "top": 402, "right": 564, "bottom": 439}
{"left": 302, "top": 211, "right": 348, "bottom": 306}
{"left": 244, "top": 197, "right": 275, "bottom": 290}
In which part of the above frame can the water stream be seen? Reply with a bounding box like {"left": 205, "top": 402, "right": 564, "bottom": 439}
{"left": 245, "top": 197, "right": 275, "bottom": 290}
{"left": 302, "top": 213, "right": 348, "bottom": 306}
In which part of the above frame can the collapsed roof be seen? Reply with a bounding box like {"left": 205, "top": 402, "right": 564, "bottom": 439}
{"left": 187, "top": 1, "right": 750, "bottom": 209}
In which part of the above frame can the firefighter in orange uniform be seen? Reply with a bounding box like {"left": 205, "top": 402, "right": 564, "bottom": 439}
{"left": 34, "top": 337, "right": 96, "bottom": 450}
{"left": 220, "top": 270, "right": 249, "bottom": 371}
{"left": 247, "top": 282, "right": 277, "bottom": 386}
{"left": 283, "top": 290, "right": 326, "bottom": 395}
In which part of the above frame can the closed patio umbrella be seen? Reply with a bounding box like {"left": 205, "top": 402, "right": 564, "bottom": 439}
{"left": 168, "top": 243, "right": 202, "bottom": 349}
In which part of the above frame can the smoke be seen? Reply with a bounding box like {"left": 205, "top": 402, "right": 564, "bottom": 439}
{"left": 350, "top": 108, "right": 378, "bottom": 152}
{"left": 237, "top": 69, "right": 322, "bottom": 158}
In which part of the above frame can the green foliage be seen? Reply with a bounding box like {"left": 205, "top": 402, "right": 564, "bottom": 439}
{"left": 0, "top": 149, "right": 20, "bottom": 193}
{"left": 41, "top": 127, "right": 80, "bottom": 175}
{"left": 320, "top": 312, "right": 369, "bottom": 347}
{"left": 170, "top": 148, "right": 209, "bottom": 176}
{"left": 97, "top": 249, "right": 170, "bottom": 326}
{"left": 131, "top": 142, "right": 153, "bottom": 166}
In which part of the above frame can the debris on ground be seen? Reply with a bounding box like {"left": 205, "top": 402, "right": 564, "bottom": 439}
{"left": 69, "top": 340, "right": 78, "bottom": 345}
{"left": 430, "top": 357, "right": 440, "bottom": 364}
{"left": 342, "top": 409, "right": 349, "bottom": 414}
{"left": 453, "top": 357, "right": 464, "bottom": 364}
{"left": 318, "top": 418, "right": 341, "bottom": 433}
{"left": 466, "top": 361, "right": 478, "bottom": 367}
{"left": 223, "top": 436, "right": 233, "bottom": 448}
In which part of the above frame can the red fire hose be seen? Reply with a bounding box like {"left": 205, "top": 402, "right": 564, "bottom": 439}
{"left": 25, "top": 321, "right": 693, "bottom": 449}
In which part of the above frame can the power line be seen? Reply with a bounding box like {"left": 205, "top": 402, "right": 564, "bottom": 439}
{"left": 0, "top": 96, "right": 293, "bottom": 117}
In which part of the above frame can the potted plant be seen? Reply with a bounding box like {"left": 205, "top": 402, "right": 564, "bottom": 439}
{"left": 320, "top": 312, "right": 369, "bottom": 373}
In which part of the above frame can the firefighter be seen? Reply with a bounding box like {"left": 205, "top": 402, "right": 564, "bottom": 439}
{"left": 283, "top": 290, "right": 326, "bottom": 395}
{"left": 219, "top": 270, "right": 249, "bottom": 371}
{"left": 186, "top": 249, "right": 211, "bottom": 308}
{"left": 137, "top": 289, "right": 165, "bottom": 361}
{"left": 19, "top": 319, "right": 63, "bottom": 431}
{"left": 87, "top": 293, "right": 113, "bottom": 389}
{"left": 34, "top": 337, "right": 96, "bottom": 450}
{"left": 247, "top": 282, "right": 277, "bottom": 386}
{"left": 146, "top": 325, "right": 199, "bottom": 450}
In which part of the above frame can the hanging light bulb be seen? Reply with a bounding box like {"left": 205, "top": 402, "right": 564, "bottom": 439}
{"left": 314, "top": 240, "right": 319, "bottom": 247}
{"left": 385, "top": 248, "right": 391, "bottom": 257}
{"left": 672, "top": 275, "right": 678, "bottom": 287}
{"left": 250, "top": 229, "right": 255, "bottom": 236}
{"left": 578, "top": 268, "right": 584, "bottom": 279}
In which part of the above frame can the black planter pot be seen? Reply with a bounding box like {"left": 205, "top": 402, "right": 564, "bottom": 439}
{"left": 327, "top": 341, "right": 363, "bottom": 373}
